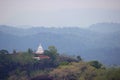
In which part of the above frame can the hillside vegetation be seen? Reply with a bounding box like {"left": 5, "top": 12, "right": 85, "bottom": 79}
{"left": 0, "top": 23, "right": 120, "bottom": 65}
{"left": 0, "top": 46, "right": 120, "bottom": 80}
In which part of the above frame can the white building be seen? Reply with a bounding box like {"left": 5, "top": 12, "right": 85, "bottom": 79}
{"left": 33, "top": 44, "right": 49, "bottom": 60}
{"left": 35, "top": 44, "right": 44, "bottom": 54}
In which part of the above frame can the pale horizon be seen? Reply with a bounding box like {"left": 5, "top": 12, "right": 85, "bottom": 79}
{"left": 0, "top": 0, "right": 120, "bottom": 28}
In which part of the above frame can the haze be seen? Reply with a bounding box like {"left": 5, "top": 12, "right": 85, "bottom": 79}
{"left": 0, "top": 0, "right": 120, "bottom": 28}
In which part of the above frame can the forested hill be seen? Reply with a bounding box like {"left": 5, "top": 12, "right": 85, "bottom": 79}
{"left": 0, "top": 46, "right": 120, "bottom": 80}
{"left": 0, "top": 23, "right": 120, "bottom": 65}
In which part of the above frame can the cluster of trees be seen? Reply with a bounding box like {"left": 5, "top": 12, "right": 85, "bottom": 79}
{"left": 0, "top": 46, "right": 120, "bottom": 80}
{"left": 50, "top": 61, "right": 120, "bottom": 80}
{"left": 0, "top": 46, "right": 79, "bottom": 80}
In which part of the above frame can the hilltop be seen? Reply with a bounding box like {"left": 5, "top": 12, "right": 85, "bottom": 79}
{"left": 0, "top": 23, "right": 120, "bottom": 65}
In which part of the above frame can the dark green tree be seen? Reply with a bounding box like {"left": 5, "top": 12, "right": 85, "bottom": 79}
{"left": 88, "top": 60, "right": 102, "bottom": 69}
{"left": 48, "top": 46, "right": 58, "bottom": 60}
{"left": 44, "top": 46, "right": 59, "bottom": 67}
{"left": 0, "top": 49, "right": 9, "bottom": 54}
{"left": 48, "top": 46, "right": 57, "bottom": 54}
{"left": 77, "top": 55, "right": 82, "bottom": 61}
{"left": 28, "top": 48, "right": 33, "bottom": 54}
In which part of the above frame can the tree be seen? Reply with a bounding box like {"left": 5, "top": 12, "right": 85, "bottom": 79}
{"left": 0, "top": 49, "right": 9, "bottom": 54}
{"left": 77, "top": 56, "right": 82, "bottom": 61}
{"left": 48, "top": 46, "right": 57, "bottom": 54}
{"left": 0, "top": 50, "right": 13, "bottom": 80}
{"left": 44, "top": 46, "right": 59, "bottom": 67}
{"left": 88, "top": 60, "right": 102, "bottom": 69}
{"left": 48, "top": 46, "right": 58, "bottom": 61}
{"left": 13, "top": 49, "right": 17, "bottom": 54}
{"left": 27, "top": 48, "right": 33, "bottom": 54}
{"left": 50, "top": 62, "right": 97, "bottom": 80}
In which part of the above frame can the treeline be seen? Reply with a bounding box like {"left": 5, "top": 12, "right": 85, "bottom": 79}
{"left": 0, "top": 46, "right": 120, "bottom": 80}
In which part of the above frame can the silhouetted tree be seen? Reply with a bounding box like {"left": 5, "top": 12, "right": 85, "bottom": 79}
{"left": 77, "top": 55, "right": 82, "bottom": 61}
{"left": 88, "top": 60, "right": 102, "bottom": 69}
{"left": 28, "top": 48, "right": 33, "bottom": 54}
{"left": 0, "top": 49, "right": 9, "bottom": 54}
{"left": 13, "top": 49, "right": 17, "bottom": 54}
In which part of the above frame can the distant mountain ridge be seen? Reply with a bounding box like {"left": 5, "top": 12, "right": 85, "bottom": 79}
{"left": 89, "top": 23, "right": 120, "bottom": 33}
{"left": 0, "top": 23, "right": 120, "bottom": 65}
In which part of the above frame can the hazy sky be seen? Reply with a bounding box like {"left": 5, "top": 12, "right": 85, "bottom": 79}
{"left": 0, "top": 0, "right": 120, "bottom": 27}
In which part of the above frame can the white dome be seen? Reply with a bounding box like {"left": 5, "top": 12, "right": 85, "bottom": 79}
{"left": 36, "top": 44, "right": 44, "bottom": 54}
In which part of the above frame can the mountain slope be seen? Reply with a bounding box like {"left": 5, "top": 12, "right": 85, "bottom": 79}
{"left": 0, "top": 23, "right": 120, "bottom": 65}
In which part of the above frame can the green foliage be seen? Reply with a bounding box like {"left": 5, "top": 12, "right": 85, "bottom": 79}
{"left": 0, "top": 52, "right": 11, "bottom": 64}
{"left": 106, "top": 68, "right": 120, "bottom": 80}
{"left": 93, "top": 69, "right": 107, "bottom": 80}
{"left": 27, "top": 48, "right": 33, "bottom": 54}
{"left": 58, "top": 54, "right": 78, "bottom": 63}
{"left": 0, "top": 50, "right": 14, "bottom": 80}
{"left": 88, "top": 60, "right": 102, "bottom": 69}
{"left": 77, "top": 55, "right": 82, "bottom": 61}
{"left": 12, "top": 52, "right": 34, "bottom": 65}
{"left": 48, "top": 46, "right": 57, "bottom": 54}
{"left": 0, "top": 49, "right": 9, "bottom": 54}
{"left": 48, "top": 46, "right": 59, "bottom": 61}
{"left": 50, "top": 62, "right": 97, "bottom": 80}
{"left": 0, "top": 47, "right": 120, "bottom": 80}
{"left": 8, "top": 70, "right": 28, "bottom": 80}
{"left": 44, "top": 46, "right": 59, "bottom": 67}
{"left": 29, "top": 69, "right": 49, "bottom": 78}
{"left": 94, "top": 68, "right": 120, "bottom": 80}
{"left": 44, "top": 46, "right": 58, "bottom": 60}
{"left": 59, "top": 62, "right": 69, "bottom": 66}
{"left": 50, "top": 60, "right": 120, "bottom": 80}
